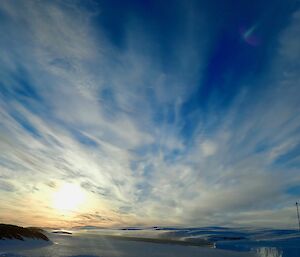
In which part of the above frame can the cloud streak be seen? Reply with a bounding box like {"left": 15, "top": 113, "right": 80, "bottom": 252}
{"left": 0, "top": 0, "right": 299, "bottom": 228}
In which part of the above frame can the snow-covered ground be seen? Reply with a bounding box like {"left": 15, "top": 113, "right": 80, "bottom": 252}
{"left": 0, "top": 237, "right": 52, "bottom": 252}
{"left": 0, "top": 232, "right": 255, "bottom": 257}
{"left": 0, "top": 227, "right": 299, "bottom": 257}
{"left": 147, "top": 226, "right": 300, "bottom": 257}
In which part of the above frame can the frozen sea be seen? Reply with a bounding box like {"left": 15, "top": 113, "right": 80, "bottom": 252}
{"left": 1, "top": 227, "right": 299, "bottom": 257}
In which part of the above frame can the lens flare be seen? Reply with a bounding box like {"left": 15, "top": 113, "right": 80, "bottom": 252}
{"left": 240, "top": 24, "right": 261, "bottom": 46}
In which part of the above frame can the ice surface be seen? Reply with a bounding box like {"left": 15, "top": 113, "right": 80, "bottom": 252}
{"left": 0, "top": 238, "right": 52, "bottom": 252}
{"left": 0, "top": 254, "right": 26, "bottom": 257}
{"left": 0, "top": 255, "right": 99, "bottom": 257}
{"left": 0, "top": 232, "right": 255, "bottom": 257}
{"left": 1, "top": 227, "right": 299, "bottom": 257}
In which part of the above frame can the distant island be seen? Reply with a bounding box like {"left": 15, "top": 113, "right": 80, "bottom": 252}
{"left": 52, "top": 230, "right": 72, "bottom": 235}
{"left": 72, "top": 225, "right": 106, "bottom": 230}
{"left": 0, "top": 224, "right": 49, "bottom": 241}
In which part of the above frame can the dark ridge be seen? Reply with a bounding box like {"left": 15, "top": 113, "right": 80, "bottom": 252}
{"left": 120, "top": 228, "right": 143, "bottom": 231}
{"left": 0, "top": 224, "right": 49, "bottom": 241}
{"left": 27, "top": 227, "right": 46, "bottom": 233}
{"left": 72, "top": 226, "right": 106, "bottom": 230}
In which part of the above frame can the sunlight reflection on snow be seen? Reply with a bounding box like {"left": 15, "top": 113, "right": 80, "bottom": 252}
{"left": 256, "top": 247, "right": 283, "bottom": 257}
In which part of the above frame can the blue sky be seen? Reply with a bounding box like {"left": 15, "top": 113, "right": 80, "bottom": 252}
{"left": 0, "top": 0, "right": 299, "bottom": 228}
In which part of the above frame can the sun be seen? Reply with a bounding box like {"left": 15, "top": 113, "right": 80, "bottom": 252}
{"left": 52, "top": 183, "right": 85, "bottom": 213}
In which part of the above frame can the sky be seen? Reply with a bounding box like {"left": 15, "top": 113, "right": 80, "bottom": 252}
{"left": 0, "top": 0, "right": 299, "bottom": 229}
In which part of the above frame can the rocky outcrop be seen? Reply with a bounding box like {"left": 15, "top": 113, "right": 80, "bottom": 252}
{"left": 0, "top": 224, "right": 49, "bottom": 241}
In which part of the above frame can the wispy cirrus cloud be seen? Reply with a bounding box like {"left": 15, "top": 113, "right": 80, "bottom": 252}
{"left": 0, "top": 0, "right": 299, "bottom": 228}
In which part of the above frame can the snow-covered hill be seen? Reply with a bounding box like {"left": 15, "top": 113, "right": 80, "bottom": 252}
{"left": 0, "top": 224, "right": 52, "bottom": 252}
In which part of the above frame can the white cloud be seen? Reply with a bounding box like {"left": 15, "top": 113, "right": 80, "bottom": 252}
{"left": 0, "top": 1, "right": 299, "bottom": 228}
{"left": 201, "top": 140, "right": 218, "bottom": 157}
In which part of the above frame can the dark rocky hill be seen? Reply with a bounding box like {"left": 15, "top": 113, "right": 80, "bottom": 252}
{"left": 0, "top": 224, "right": 49, "bottom": 241}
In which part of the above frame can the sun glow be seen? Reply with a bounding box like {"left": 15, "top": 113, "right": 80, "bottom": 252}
{"left": 52, "top": 183, "right": 85, "bottom": 213}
